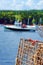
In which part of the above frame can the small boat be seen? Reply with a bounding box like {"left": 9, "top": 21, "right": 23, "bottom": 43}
{"left": 4, "top": 23, "right": 36, "bottom": 31}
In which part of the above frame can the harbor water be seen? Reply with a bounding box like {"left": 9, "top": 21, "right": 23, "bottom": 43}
{"left": 0, "top": 25, "right": 43, "bottom": 65}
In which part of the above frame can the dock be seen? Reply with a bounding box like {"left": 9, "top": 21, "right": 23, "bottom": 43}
{"left": 15, "top": 39, "right": 43, "bottom": 65}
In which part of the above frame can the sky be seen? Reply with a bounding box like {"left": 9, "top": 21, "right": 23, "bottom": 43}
{"left": 0, "top": 0, "right": 43, "bottom": 10}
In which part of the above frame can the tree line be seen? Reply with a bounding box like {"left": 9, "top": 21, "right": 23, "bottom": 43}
{"left": 0, "top": 10, "right": 43, "bottom": 25}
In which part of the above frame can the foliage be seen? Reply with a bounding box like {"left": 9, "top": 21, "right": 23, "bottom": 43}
{"left": 0, "top": 10, "right": 43, "bottom": 24}
{"left": 32, "top": 18, "right": 36, "bottom": 24}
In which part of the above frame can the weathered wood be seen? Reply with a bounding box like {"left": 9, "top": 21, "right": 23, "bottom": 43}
{"left": 15, "top": 39, "right": 43, "bottom": 65}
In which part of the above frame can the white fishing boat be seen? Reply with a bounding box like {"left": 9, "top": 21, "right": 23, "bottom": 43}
{"left": 4, "top": 22, "right": 36, "bottom": 31}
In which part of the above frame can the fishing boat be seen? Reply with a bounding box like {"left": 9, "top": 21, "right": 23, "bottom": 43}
{"left": 4, "top": 22, "right": 36, "bottom": 31}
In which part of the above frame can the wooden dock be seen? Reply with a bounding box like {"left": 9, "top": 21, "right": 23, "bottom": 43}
{"left": 15, "top": 39, "right": 43, "bottom": 65}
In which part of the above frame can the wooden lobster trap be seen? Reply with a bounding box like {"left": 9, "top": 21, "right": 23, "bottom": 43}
{"left": 15, "top": 39, "right": 43, "bottom": 65}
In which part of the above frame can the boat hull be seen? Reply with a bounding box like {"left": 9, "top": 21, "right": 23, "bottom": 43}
{"left": 4, "top": 25, "right": 36, "bottom": 31}
{"left": 5, "top": 27, "right": 35, "bottom": 31}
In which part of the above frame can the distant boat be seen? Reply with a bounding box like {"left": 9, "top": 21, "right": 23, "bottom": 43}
{"left": 4, "top": 22, "right": 36, "bottom": 31}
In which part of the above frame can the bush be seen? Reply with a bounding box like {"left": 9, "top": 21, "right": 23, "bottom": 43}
{"left": 32, "top": 18, "right": 36, "bottom": 24}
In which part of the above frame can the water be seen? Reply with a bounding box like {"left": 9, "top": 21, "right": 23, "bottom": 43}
{"left": 0, "top": 25, "right": 43, "bottom": 65}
